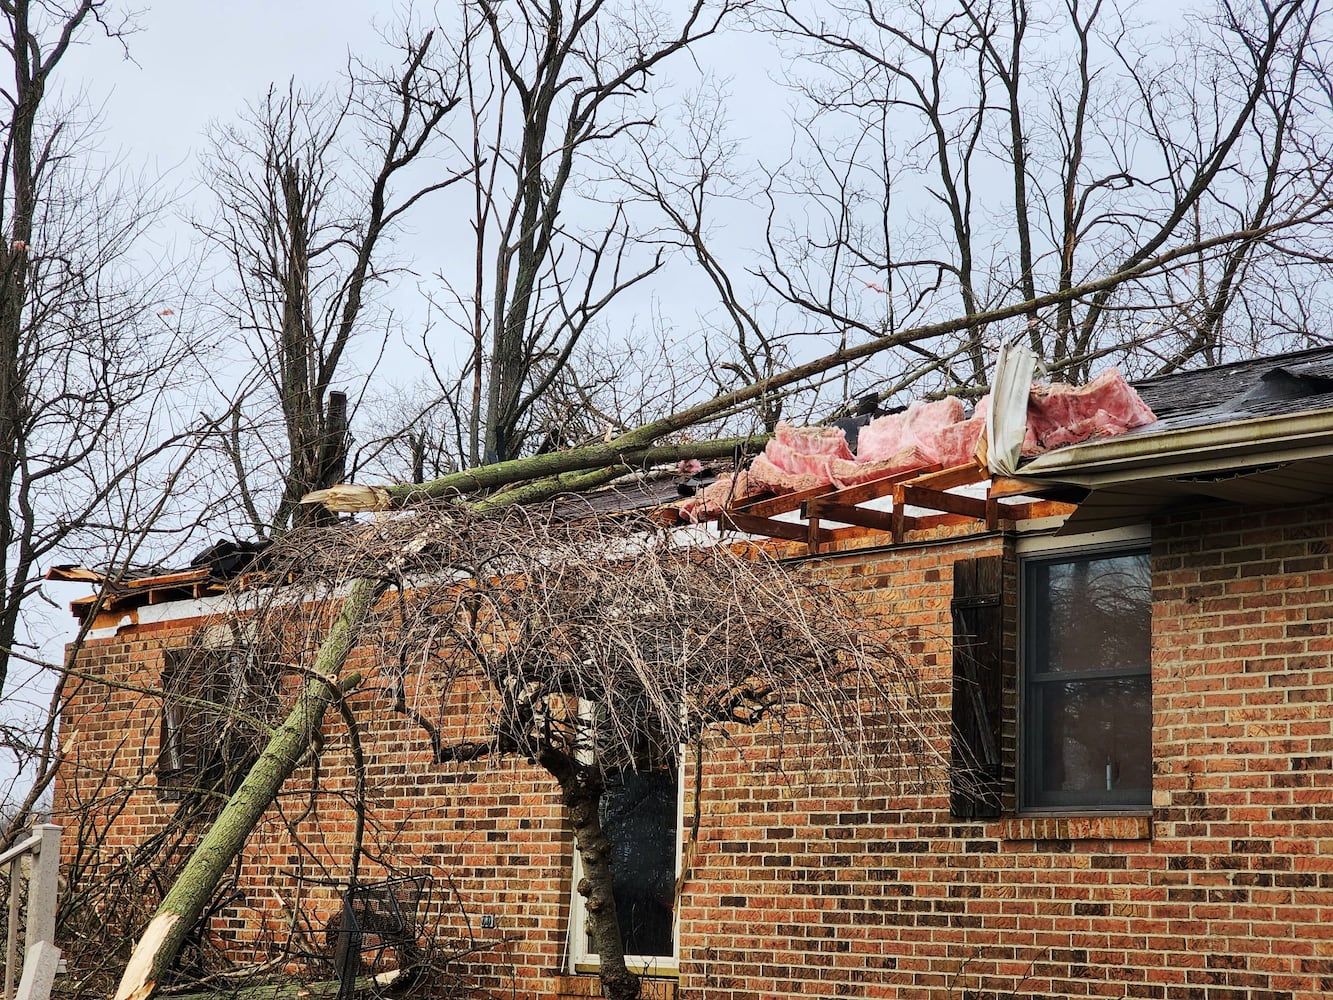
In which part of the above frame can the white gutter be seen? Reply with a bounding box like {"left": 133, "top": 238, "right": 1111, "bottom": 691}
{"left": 1017, "top": 406, "right": 1333, "bottom": 486}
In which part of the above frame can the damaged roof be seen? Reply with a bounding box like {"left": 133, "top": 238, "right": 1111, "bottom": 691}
{"left": 1022, "top": 344, "right": 1333, "bottom": 532}
{"left": 1129, "top": 345, "right": 1333, "bottom": 431}
{"left": 48, "top": 470, "right": 721, "bottom": 625}
{"left": 51, "top": 344, "right": 1333, "bottom": 621}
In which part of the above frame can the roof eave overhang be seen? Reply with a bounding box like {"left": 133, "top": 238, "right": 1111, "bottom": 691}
{"left": 1015, "top": 407, "right": 1333, "bottom": 488}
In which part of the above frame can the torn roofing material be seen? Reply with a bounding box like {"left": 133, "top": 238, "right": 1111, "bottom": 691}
{"left": 47, "top": 562, "right": 219, "bottom": 623}
{"left": 189, "top": 539, "right": 272, "bottom": 580}
{"left": 1126, "top": 345, "right": 1333, "bottom": 431}
{"left": 47, "top": 539, "right": 273, "bottom": 623}
{"left": 687, "top": 345, "right": 1333, "bottom": 540}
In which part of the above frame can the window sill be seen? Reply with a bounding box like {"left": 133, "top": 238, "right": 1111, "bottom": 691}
{"left": 1000, "top": 814, "right": 1151, "bottom": 841}
{"left": 570, "top": 964, "right": 678, "bottom": 979}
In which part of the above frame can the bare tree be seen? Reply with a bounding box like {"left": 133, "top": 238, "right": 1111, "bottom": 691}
{"left": 758, "top": 0, "right": 1333, "bottom": 397}
{"left": 612, "top": 82, "right": 800, "bottom": 431}
{"left": 209, "top": 0, "right": 786, "bottom": 498}
{"left": 113, "top": 504, "right": 930, "bottom": 1000}
{"left": 200, "top": 31, "right": 465, "bottom": 537}
{"left": 353, "top": 321, "right": 726, "bottom": 485}
{"left": 0, "top": 0, "right": 208, "bottom": 702}
{"left": 395, "top": 511, "right": 927, "bottom": 1000}
{"left": 423, "top": 0, "right": 751, "bottom": 467}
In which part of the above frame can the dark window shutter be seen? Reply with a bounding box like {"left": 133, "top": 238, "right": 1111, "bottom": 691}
{"left": 950, "top": 555, "right": 1004, "bottom": 818}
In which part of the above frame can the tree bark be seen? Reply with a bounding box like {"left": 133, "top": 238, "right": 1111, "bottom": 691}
{"left": 381, "top": 435, "right": 768, "bottom": 508}
{"left": 545, "top": 752, "right": 641, "bottom": 1000}
{"left": 111, "top": 576, "right": 386, "bottom": 1000}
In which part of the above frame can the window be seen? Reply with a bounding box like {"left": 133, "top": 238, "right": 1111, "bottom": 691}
{"left": 157, "top": 645, "right": 273, "bottom": 803}
{"left": 1021, "top": 545, "right": 1151, "bottom": 810}
{"left": 571, "top": 762, "right": 682, "bottom": 974}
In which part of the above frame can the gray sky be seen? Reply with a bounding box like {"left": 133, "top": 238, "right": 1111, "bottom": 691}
{"left": 69, "top": 3, "right": 398, "bottom": 172}
{"left": 11, "top": 5, "right": 413, "bottom": 764}
{"left": 62, "top": 2, "right": 790, "bottom": 378}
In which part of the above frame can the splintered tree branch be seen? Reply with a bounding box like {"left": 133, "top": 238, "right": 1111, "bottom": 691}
{"left": 111, "top": 450, "right": 690, "bottom": 1000}
{"left": 301, "top": 434, "right": 769, "bottom": 510}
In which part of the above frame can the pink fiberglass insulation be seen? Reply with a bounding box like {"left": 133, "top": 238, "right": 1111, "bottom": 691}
{"left": 747, "top": 451, "right": 827, "bottom": 494}
{"left": 830, "top": 446, "right": 933, "bottom": 488}
{"left": 675, "top": 372, "right": 1155, "bottom": 519}
{"left": 1022, "top": 369, "right": 1156, "bottom": 456}
{"left": 932, "top": 415, "right": 986, "bottom": 468}
{"left": 853, "top": 412, "right": 909, "bottom": 462}
{"left": 757, "top": 398, "right": 980, "bottom": 492}
{"left": 743, "top": 421, "right": 854, "bottom": 492}
{"left": 774, "top": 422, "right": 855, "bottom": 460}
{"left": 764, "top": 437, "right": 838, "bottom": 482}
{"left": 857, "top": 397, "right": 967, "bottom": 465}
{"left": 678, "top": 470, "right": 751, "bottom": 523}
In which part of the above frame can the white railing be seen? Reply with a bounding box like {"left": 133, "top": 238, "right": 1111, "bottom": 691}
{"left": 1, "top": 825, "right": 60, "bottom": 1000}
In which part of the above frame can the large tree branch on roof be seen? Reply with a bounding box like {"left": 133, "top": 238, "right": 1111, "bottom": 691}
{"left": 303, "top": 433, "right": 770, "bottom": 511}
{"left": 119, "top": 219, "right": 1317, "bottom": 1000}
{"left": 307, "top": 217, "right": 1317, "bottom": 514}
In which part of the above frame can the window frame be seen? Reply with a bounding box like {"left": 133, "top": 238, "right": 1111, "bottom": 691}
{"left": 156, "top": 643, "right": 270, "bottom": 803}
{"left": 1017, "top": 529, "right": 1153, "bottom": 814}
{"left": 568, "top": 757, "right": 685, "bottom": 978}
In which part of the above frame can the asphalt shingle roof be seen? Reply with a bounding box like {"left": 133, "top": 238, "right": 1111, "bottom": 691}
{"left": 1130, "top": 345, "right": 1333, "bottom": 432}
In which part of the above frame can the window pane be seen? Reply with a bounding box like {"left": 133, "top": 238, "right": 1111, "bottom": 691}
{"left": 1031, "top": 551, "right": 1150, "bottom": 675}
{"left": 1024, "top": 547, "right": 1152, "bottom": 810}
{"left": 1030, "top": 674, "right": 1152, "bottom": 807}
{"left": 596, "top": 767, "right": 677, "bottom": 959}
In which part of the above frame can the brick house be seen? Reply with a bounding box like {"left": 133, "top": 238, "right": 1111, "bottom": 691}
{"left": 54, "top": 347, "right": 1333, "bottom": 999}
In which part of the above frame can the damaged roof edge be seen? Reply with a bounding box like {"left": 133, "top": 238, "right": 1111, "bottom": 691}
{"left": 1016, "top": 406, "right": 1333, "bottom": 486}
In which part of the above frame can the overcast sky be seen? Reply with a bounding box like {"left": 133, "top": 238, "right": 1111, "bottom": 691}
{"left": 57, "top": 2, "right": 789, "bottom": 377}
{"left": 68, "top": 3, "right": 400, "bottom": 172}
{"left": 12, "top": 5, "right": 417, "bottom": 743}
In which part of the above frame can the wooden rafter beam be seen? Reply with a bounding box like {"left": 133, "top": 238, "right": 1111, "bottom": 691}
{"left": 804, "top": 501, "right": 895, "bottom": 533}
{"left": 998, "top": 499, "right": 1080, "bottom": 520}
{"left": 901, "top": 513, "right": 976, "bottom": 532}
{"left": 902, "top": 485, "right": 989, "bottom": 520}
{"left": 989, "top": 475, "right": 1048, "bottom": 498}
{"left": 819, "top": 465, "right": 942, "bottom": 506}
{"left": 731, "top": 483, "right": 832, "bottom": 518}
{"left": 719, "top": 510, "right": 810, "bottom": 542}
{"left": 910, "top": 464, "right": 988, "bottom": 492}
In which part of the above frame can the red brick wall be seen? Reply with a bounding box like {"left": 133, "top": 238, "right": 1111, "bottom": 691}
{"left": 55, "top": 505, "right": 1333, "bottom": 999}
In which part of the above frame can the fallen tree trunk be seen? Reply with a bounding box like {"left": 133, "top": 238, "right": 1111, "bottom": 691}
{"left": 112, "top": 577, "right": 385, "bottom": 1000}
{"left": 301, "top": 434, "right": 770, "bottom": 512}
{"left": 306, "top": 221, "right": 1295, "bottom": 515}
